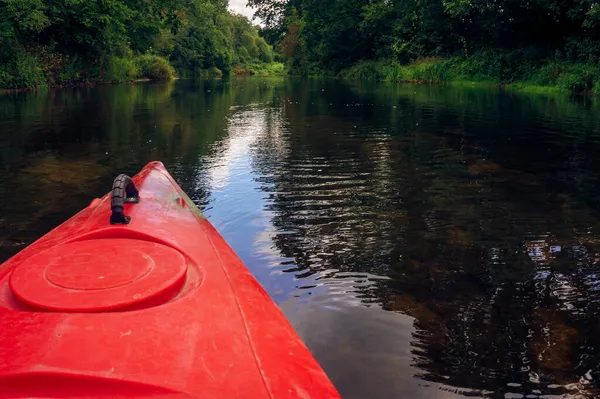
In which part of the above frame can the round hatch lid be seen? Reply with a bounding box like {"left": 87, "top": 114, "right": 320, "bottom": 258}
{"left": 9, "top": 239, "right": 187, "bottom": 312}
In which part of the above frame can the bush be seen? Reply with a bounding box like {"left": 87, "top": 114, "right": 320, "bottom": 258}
{"left": 256, "top": 37, "right": 274, "bottom": 63}
{"left": 105, "top": 56, "right": 139, "bottom": 82}
{"left": 338, "top": 60, "right": 388, "bottom": 80}
{"left": 449, "top": 52, "right": 502, "bottom": 82}
{"left": 530, "top": 63, "right": 568, "bottom": 86}
{"left": 241, "top": 32, "right": 259, "bottom": 58}
{"left": 195, "top": 67, "right": 223, "bottom": 78}
{"left": 407, "top": 58, "right": 451, "bottom": 83}
{"left": 0, "top": 52, "right": 46, "bottom": 89}
{"left": 340, "top": 59, "right": 450, "bottom": 83}
{"left": 386, "top": 62, "right": 407, "bottom": 81}
{"left": 232, "top": 62, "right": 286, "bottom": 76}
{"left": 56, "top": 55, "right": 85, "bottom": 85}
{"left": 0, "top": 67, "right": 13, "bottom": 89}
{"left": 208, "top": 66, "right": 223, "bottom": 78}
{"left": 267, "top": 62, "right": 286, "bottom": 75}
{"left": 594, "top": 78, "right": 600, "bottom": 96}
{"left": 338, "top": 54, "right": 600, "bottom": 96}
{"left": 16, "top": 53, "right": 46, "bottom": 88}
{"left": 555, "top": 64, "right": 598, "bottom": 93}
{"left": 136, "top": 55, "right": 176, "bottom": 81}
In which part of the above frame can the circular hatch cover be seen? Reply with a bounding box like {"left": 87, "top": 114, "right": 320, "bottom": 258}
{"left": 9, "top": 239, "right": 187, "bottom": 312}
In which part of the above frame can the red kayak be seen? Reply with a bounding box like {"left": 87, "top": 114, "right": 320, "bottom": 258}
{"left": 0, "top": 161, "right": 340, "bottom": 398}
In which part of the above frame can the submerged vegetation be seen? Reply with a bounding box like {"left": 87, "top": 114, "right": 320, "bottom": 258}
{"left": 252, "top": 0, "right": 600, "bottom": 94}
{"left": 0, "top": 0, "right": 278, "bottom": 90}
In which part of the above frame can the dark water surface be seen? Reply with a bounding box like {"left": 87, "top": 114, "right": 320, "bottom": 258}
{"left": 2, "top": 79, "right": 600, "bottom": 398}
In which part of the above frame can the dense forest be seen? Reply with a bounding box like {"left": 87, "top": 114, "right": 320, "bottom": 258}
{"left": 253, "top": 0, "right": 600, "bottom": 93}
{"left": 3, "top": 0, "right": 600, "bottom": 93}
{"left": 0, "top": 0, "right": 280, "bottom": 89}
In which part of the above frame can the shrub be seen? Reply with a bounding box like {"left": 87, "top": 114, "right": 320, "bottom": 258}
{"left": 407, "top": 58, "right": 451, "bottom": 83}
{"left": 0, "top": 52, "right": 46, "bottom": 89}
{"left": 196, "top": 66, "right": 223, "bottom": 78}
{"left": 386, "top": 62, "right": 407, "bottom": 81}
{"left": 16, "top": 53, "right": 45, "bottom": 88}
{"left": 256, "top": 38, "right": 274, "bottom": 63}
{"left": 450, "top": 52, "right": 502, "bottom": 82}
{"left": 267, "top": 62, "right": 286, "bottom": 75}
{"left": 241, "top": 32, "right": 259, "bottom": 58}
{"left": 340, "top": 59, "right": 451, "bottom": 83}
{"left": 339, "top": 60, "right": 387, "bottom": 80}
{"left": 556, "top": 64, "right": 598, "bottom": 93}
{"left": 136, "top": 55, "right": 176, "bottom": 81}
{"left": 209, "top": 66, "right": 223, "bottom": 78}
{"left": 106, "top": 56, "right": 139, "bottom": 82}
{"left": 593, "top": 78, "right": 600, "bottom": 96}
{"left": 56, "top": 55, "right": 85, "bottom": 85}
{"left": 337, "top": 54, "right": 600, "bottom": 96}
{"left": 531, "top": 62, "right": 568, "bottom": 86}
{"left": 0, "top": 67, "right": 14, "bottom": 89}
{"left": 237, "top": 47, "right": 250, "bottom": 64}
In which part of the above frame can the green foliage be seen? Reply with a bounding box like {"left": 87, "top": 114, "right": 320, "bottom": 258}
{"left": 251, "top": 0, "right": 600, "bottom": 94}
{"left": 517, "top": 62, "right": 600, "bottom": 94}
{"left": 233, "top": 62, "right": 286, "bottom": 76}
{"left": 594, "top": 78, "right": 600, "bottom": 96}
{"left": 555, "top": 64, "right": 600, "bottom": 93}
{"left": 449, "top": 53, "right": 504, "bottom": 82}
{"left": 529, "top": 63, "right": 569, "bottom": 86}
{"left": 406, "top": 58, "right": 452, "bottom": 83}
{"left": 195, "top": 66, "right": 223, "bottom": 79}
{"left": 208, "top": 66, "right": 223, "bottom": 78}
{"left": 278, "top": 7, "right": 307, "bottom": 73}
{"left": 0, "top": 0, "right": 280, "bottom": 90}
{"left": 340, "top": 56, "right": 600, "bottom": 95}
{"left": 241, "top": 32, "right": 260, "bottom": 58}
{"left": 136, "top": 55, "right": 175, "bottom": 82}
{"left": 341, "top": 59, "right": 452, "bottom": 84}
{"left": 0, "top": 0, "right": 49, "bottom": 38}
{"left": 152, "top": 29, "right": 176, "bottom": 58}
{"left": 55, "top": 55, "right": 86, "bottom": 85}
{"left": 256, "top": 37, "right": 274, "bottom": 63}
{"left": 15, "top": 54, "right": 45, "bottom": 89}
{"left": 106, "top": 56, "right": 139, "bottom": 82}
{"left": 339, "top": 60, "right": 390, "bottom": 81}
{"left": 0, "top": 51, "right": 45, "bottom": 89}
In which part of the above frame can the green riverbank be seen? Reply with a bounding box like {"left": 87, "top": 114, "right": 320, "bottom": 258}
{"left": 0, "top": 0, "right": 282, "bottom": 92}
{"left": 339, "top": 57, "right": 600, "bottom": 96}
{"left": 251, "top": 0, "right": 600, "bottom": 97}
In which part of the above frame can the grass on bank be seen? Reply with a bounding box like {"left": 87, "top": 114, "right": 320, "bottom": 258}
{"left": 1, "top": 52, "right": 285, "bottom": 91}
{"left": 232, "top": 62, "right": 286, "bottom": 76}
{"left": 173, "top": 62, "right": 286, "bottom": 80}
{"left": 339, "top": 55, "right": 600, "bottom": 95}
{"left": 0, "top": 52, "right": 177, "bottom": 90}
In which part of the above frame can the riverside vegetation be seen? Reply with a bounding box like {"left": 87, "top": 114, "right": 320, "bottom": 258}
{"left": 252, "top": 0, "right": 600, "bottom": 94}
{"left": 0, "top": 0, "right": 283, "bottom": 90}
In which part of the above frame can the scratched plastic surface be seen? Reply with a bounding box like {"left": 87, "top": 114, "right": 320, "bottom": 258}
{"left": 0, "top": 161, "right": 340, "bottom": 399}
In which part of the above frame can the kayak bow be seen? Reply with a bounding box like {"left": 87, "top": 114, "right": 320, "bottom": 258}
{"left": 0, "top": 161, "right": 340, "bottom": 399}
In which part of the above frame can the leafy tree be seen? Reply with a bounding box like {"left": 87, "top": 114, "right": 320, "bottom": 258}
{"left": 0, "top": 0, "right": 278, "bottom": 89}
{"left": 250, "top": 0, "right": 600, "bottom": 73}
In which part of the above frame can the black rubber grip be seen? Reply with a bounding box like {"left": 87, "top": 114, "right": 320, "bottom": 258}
{"left": 110, "top": 174, "right": 140, "bottom": 224}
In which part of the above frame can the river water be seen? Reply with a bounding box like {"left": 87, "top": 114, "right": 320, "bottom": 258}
{"left": 2, "top": 79, "right": 600, "bottom": 398}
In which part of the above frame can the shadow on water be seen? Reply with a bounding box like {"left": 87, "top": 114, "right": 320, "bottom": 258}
{"left": 2, "top": 78, "right": 600, "bottom": 398}
{"left": 0, "top": 79, "right": 280, "bottom": 258}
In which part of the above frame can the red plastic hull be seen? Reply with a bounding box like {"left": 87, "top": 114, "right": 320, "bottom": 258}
{"left": 0, "top": 162, "right": 340, "bottom": 398}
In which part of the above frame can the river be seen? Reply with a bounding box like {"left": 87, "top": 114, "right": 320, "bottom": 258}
{"left": 2, "top": 78, "right": 600, "bottom": 398}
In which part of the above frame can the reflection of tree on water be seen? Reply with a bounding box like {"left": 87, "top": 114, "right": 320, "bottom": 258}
{"left": 0, "top": 79, "right": 282, "bottom": 260}
{"left": 250, "top": 82, "right": 600, "bottom": 397}
{"left": 4, "top": 78, "right": 600, "bottom": 397}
